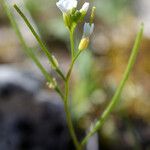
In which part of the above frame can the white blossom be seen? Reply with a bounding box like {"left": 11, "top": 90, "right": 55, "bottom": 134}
{"left": 56, "top": 0, "right": 77, "bottom": 13}
{"left": 83, "top": 23, "right": 94, "bottom": 37}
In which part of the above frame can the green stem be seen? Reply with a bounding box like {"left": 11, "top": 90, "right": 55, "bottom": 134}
{"left": 1, "top": 0, "right": 63, "bottom": 98}
{"left": 56, "top": 68, "right": 66, "bottom": 81}
{"left": 13, "top": 4, "right": 66, "bottom": 81}
{"left": 55, "top": 86, "right": 64, "bottom": 100}
{"left": 81, "top": 24, "right": 144, "bottom": 147}
{"left": 70, "top": 27, "right": 75, "bottom": 59}
{"left": 66, "top": 50, "right": 81, "bottom": 80}
{"left": 64, "top": 80, "right": 81, "bottom": 150}
{"left": 64, "top": 50, "right": 83, "bottom": 150}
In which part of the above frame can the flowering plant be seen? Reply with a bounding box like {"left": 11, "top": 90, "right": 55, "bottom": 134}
{"left": 1, "top": 0, "right": 144, "bottom": 149}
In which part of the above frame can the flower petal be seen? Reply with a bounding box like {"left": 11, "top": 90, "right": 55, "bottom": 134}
{"left": 56, "top": 0, "right": 77, "bottom": 13}
{"left": 83, "top": 22, "right": 94, "bottom": 37}
{"left": 56, "top": 1, "right": 68, "bottom": 13}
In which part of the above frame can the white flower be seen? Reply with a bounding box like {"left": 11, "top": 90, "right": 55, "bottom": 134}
{"left": 83, "top": 23, "right": 94, "bottom": 37}
{"left": 80, "top": 2, "right": 89, "bottom": 13}
{"left": 56, "top": 0, "right": 77, "bottom": 13}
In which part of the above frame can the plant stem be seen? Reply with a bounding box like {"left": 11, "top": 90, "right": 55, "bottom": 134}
{"left": 70, "top": 27, "right": 76, "bottom": 59}
{"left": 1, "top": 1, "right": 50, "bottom": 82}
{"left": 64, "top": 49, "right": 83, "bottom": 150}
{"left": 1, "top": 0, "right": 63, "bottom": 98}
{"left": 81, "top": 24, "right": 144, "bottom": 147}
{"left": 66, "top": 50, "right": 81, "bottom": 80}
{"left": 14, "top": 4, "right": 66, "bottom": 81}
{"left": 64, "top": 79, "right": 81, "bottom": 150}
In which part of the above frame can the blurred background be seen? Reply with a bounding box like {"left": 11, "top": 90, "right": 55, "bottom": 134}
{"left": 0, "top": 0, "right": 150, "bottom": 150}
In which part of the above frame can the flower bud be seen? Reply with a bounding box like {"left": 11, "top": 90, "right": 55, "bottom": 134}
{"left": 83, "top": 23, "right": 94, "bottom": 38}
{"left": 80, "top": 2, "right": 89, "bottom": 13}
{"left": 90, "top": 7, "right": 96, "bottom": 25}
{"left": 78, "top": 22, "right": 94, "bottom": 51}
{"left": 78, "top": 37, "right": 89, "bottom": 51}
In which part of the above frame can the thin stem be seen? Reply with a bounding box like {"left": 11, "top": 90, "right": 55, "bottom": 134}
{"left": 56, "top": 68, "right": 66, "bottom": 81}
{"left": 55, "top": 86, "right": 64, "bottom": 100}
{"left": 64, "top": 50, "right": 82, "bottom": 150}
{"left": 1, "top": 0, "right": 63, "bottom": 98}
{"left": 14, "top": 4, "right": 66, "bottom": 81}
{"left": 64, "top": 80, "right": 81, "bottom": 150}
{"left": 11, "top": 4, "right": 79, "bottom": 149}
{"left": 70, "top": 27, "right": 76, "bottom": 59}
{"left": 66, "top": 50, "right": 82, "bottom": 80}
{"left": 81, "top": 24, "right": 144, "bottom": 147}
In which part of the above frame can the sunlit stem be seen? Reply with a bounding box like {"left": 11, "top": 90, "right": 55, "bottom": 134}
{"left": 81, "top": 24, "right": 144, "bottom": 147}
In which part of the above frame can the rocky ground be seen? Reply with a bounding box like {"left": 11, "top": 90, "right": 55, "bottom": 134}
{"left": 0, "top": 65, "right": 74, "bottom": 150}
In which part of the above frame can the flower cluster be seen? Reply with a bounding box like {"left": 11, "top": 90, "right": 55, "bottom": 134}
{"left": 56, "top": 0, "right": 89, "bottom": 16}
{"left": 56, "top": 0, "right": 90, "bottom": 30}
{"left": 56, "top": 0, "right": 95, "bottom": 51}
